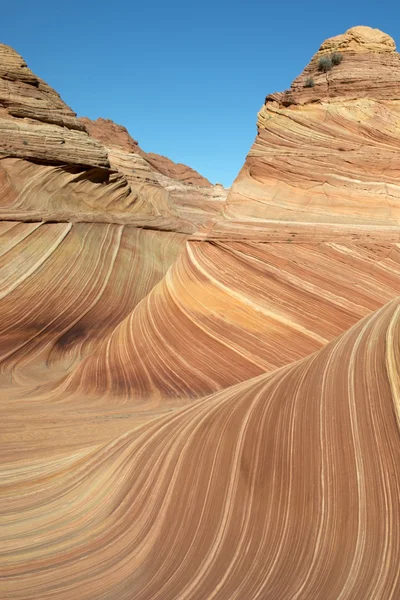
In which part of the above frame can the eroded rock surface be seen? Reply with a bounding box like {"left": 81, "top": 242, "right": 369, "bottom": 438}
{"left": 0, "top": 44, "right": 109, "bottom": 167}
{"left": 201, "top": 26, "right": 400, "bottom": 242}
{"left": 76, "top": 116, "right": 227, "bottom": 232}
{"left": 2, "top": 27, "right": 400, "bottom": 600}
{"left": 79, "top": 116, "right": 213, "bottom": 186}
{"left": 0, "top": 46, "right": 224, "bottom": 232}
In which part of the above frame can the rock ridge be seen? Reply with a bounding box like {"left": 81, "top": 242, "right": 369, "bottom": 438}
{"left": 79, "top": 116, "right": 213, "bottom": 187}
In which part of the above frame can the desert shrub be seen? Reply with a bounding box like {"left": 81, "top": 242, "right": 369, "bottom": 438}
{"left": 331, "top": 52, "right": 343, "bottom": 65}
{"left": 318, "top": 56, "right": 333, "bottom": 72}
{"left": 304, "top": 77, "right": 315, "bottom": 88}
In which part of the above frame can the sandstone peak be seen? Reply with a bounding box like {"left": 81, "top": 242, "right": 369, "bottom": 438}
{"left": 0, "top": 43, "right": 109, "bottom": 167}
{"left": 0, "top": 43, "right": 224, "bottom": 235}
{"left": 264, "top": 25, "right": 400, "bottom": 108}
{"left": 0, "top": 43, "right": 39, "bottom": 85}
{"left": 215, "top": 24, "right": 400, "bottom": 243}
{"left": 318, "top": 25, "right": 396, "bottom": 55}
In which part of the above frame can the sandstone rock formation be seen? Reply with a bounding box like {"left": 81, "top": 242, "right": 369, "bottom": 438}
{"left": 0, "top": 44, "right": 109, "bottom": 167}
{"left": 2, "top": 26, "right": 400, "bottom": 600}
{"left": 63, "top": 240, "right": 400, "bottom": 400}
{"left": 0, "top": 45, "right": 225, "bottom": 232}
{"left": 78, "top": 116, "right": 142, "bottom": 154}
{"left": 3, "top": 299, "right": 400, "bottom": 599}
{"left": 200, "top": 25, "right": 400, "bottom": 242}
{"left": 80, "top": 116, "right": 213, "bottom": 187}
{"left": 77, "top": 116, "right": 226, "bottom": 232}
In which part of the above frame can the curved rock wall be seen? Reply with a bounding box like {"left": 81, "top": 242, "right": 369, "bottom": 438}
{"left": 2, "top": 27, "right": 400, "bottom": 600}
{"left": 2, "top": 298, "right": 400, "bottom": 599}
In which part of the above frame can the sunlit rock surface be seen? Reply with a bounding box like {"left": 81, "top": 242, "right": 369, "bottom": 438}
{"left": 79, "top": 116, "right": 214, "bottom": 186}
{"left": 199, "top": 26, "right": 400, "bottom": 242}
{"left": 0, "top": 44, "right": 108, "bottom": 167}
{"left": 2, "top": 27, "right": 400, "bottom": 600}
{"left": 78, "top": 117, "right": 228, "bottom": 232}
{"left": 4, "top": 299, "right": 400, "bottom": 599}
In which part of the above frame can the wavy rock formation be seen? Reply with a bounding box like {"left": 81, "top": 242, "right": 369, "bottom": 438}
{"left": 2, "top": 25, "right": 400, "bottom": 600}
{"left": 78, "top": 117, "right": 227, "bottom": 232}
{"left": 0, "top": 223, "right": 185, "bottom": 386}
{"left": 60, "top": 239, "right": 400, "bottom": 401}
{"left": 2, "top": 298, "right": 400, "bottom": 599}
{"left": 106, "top": 146, "right": 227, "bottom": 232}
{"left": 0, "top": 152, "right": 223, "bottom": 232}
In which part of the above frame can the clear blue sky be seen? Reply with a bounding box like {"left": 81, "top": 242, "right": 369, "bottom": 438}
{"left": 2, "top": 1, "right": 398, "bottom": 186}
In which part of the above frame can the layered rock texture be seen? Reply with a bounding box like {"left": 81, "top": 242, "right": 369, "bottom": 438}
{"left": 79, "top": 116, "right": 213, "bottom": 186}
{"left": 202, "top": 25, "right": 400, "bottom": 242}
{"left": 76, "top": 116, "right": 227, "bottom": 232}
{"left": 0, "top": 45, "right": 227, "bottom": 232}
{"left": 2, "top": 26, "right": 400, "bottom": 599}
{"left": 0, "top": 45, "right": 108, "bottom": 167}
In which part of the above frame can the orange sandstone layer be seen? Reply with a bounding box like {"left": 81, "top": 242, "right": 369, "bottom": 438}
{"left": 0, "top": 222, "right": 185, "bottom": 388}
{"left": 2, "top": 298, "right": 400, "bottom": 598}
{"left": 60, "top": 240, "right": 400, "bottom": 400}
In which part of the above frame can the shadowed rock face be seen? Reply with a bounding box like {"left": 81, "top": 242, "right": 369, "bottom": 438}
{"left": 2, "top": 26, "right": 400, "bottom": 600}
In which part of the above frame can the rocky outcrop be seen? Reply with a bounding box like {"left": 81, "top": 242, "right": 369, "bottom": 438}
{"left": 105, "top": 146, "right": 227, "bottom": 231}
{"left": 200, "top": 26, "right": 400, "bottom": 242}
{"left": 75, "top": 116, "right": 227, "bottom": 232}
{"left": 0, "top": 44, "right": 109, "bottom": 167}
{"left": 0, "top": 46, "right": 226, "bottom": 233}
{"left": 270, "top": 26, "right": 400, "bottom": 105}
{"left": 78, "top": 117, "right": 141, "bottom": 154}
{"left": 145, "top": 151, "right": 212, "bottom": 187}
{"left": 79, "top": 116, "right": 213, "bottom": 187}
{"left": 0, "top": 44, "right": 85, "bottom": 130}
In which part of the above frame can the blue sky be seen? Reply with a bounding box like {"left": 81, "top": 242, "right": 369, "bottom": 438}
{"left": 2, "top": 1, "right": 398, "bottom": 186}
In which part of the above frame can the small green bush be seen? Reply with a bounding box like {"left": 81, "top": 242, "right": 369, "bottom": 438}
{"left": 331, "top": 52, "right": 343, "bottom": 65}
{"left": 318, "top": 56, "right": 333, "bottom": 72}
{"left": 304, "top": 77, "right": 315, "bottom": 88}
